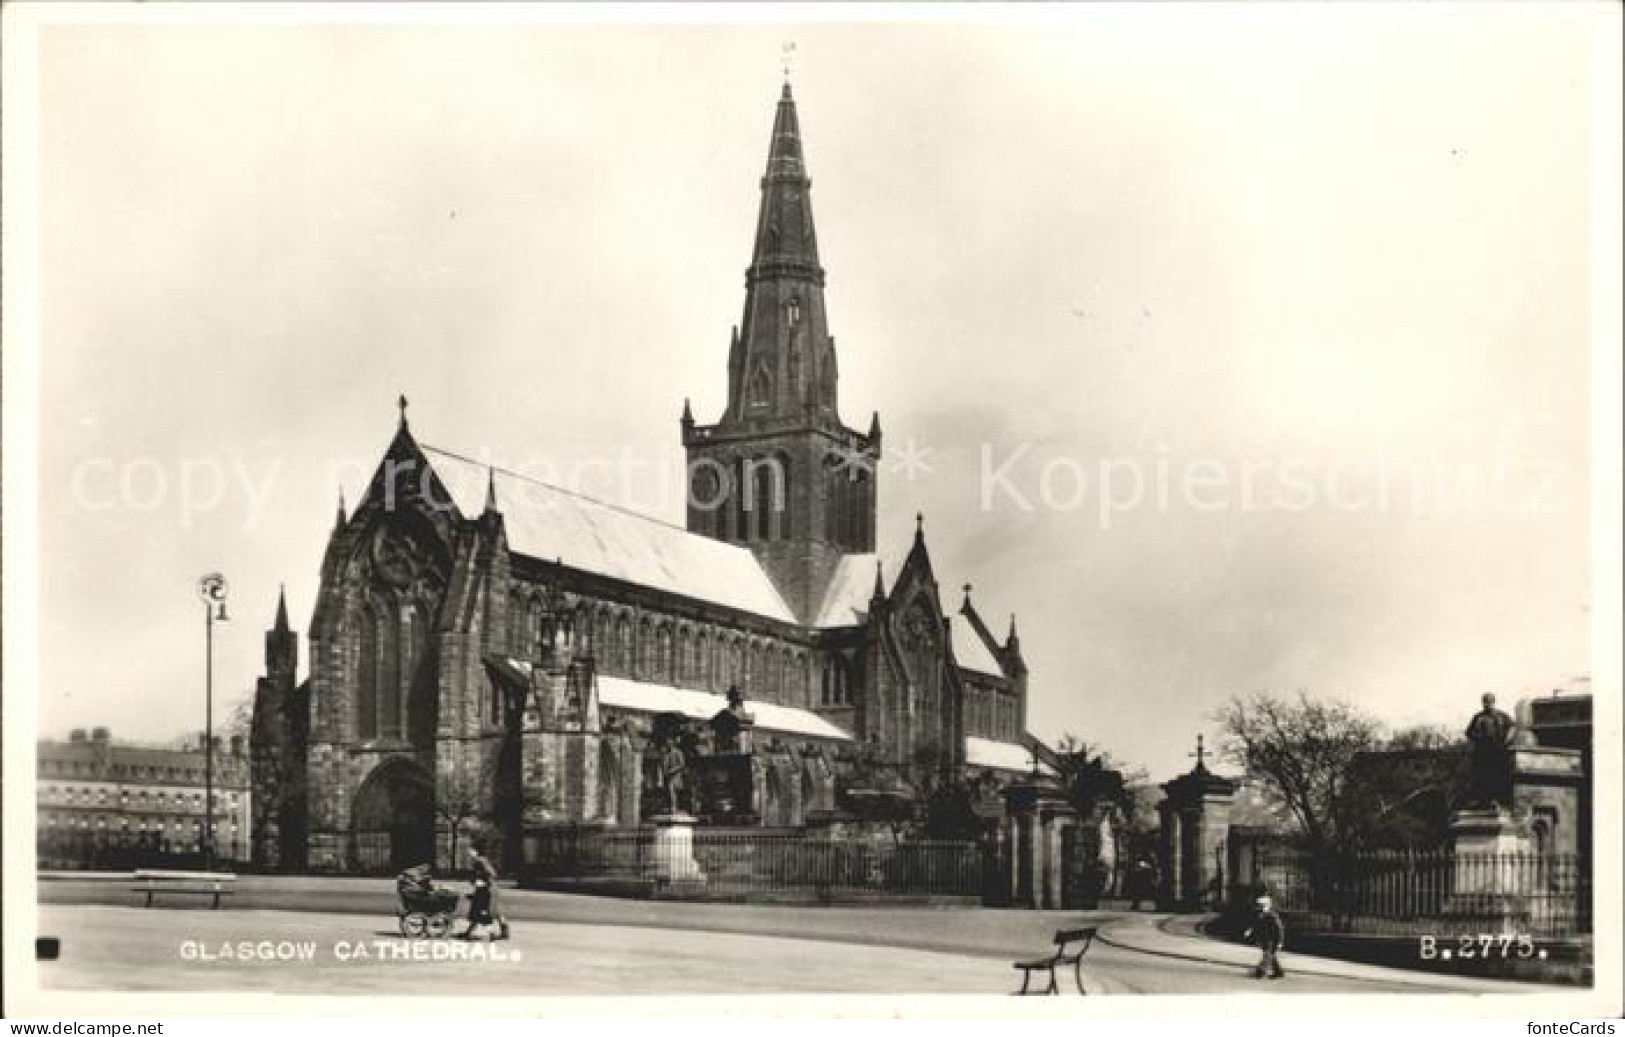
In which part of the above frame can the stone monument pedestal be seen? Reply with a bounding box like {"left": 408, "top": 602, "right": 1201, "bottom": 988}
{"left": 1444, "top": 806, "right": 1533, "bottom": 933}
{"left": 649, "top": 813, "right": 706, "bottom": 886}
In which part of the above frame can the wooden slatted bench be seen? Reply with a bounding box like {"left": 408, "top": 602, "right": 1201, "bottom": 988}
{"left": 130, "top": 870, "right": 238, "bottom": 909}
{"left": 1012, "top": 927, "right": 1096, "bottom": 995}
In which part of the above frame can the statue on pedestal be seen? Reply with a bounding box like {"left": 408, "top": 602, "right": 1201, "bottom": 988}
{"left": 659, "top": 741, "right": 689, "bottom": 815}
{"left": 709, "top": 686, "right": 754, "bottom": 754}
{"left": 1464, "top": 693, "right": 1517, "bottom": 810}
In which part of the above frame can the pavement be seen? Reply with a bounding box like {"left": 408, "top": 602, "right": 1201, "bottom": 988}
{"left": 31, "top": 874, "right": 1555, "bottom": 997}
{"left": 1096, "top": 912, "right": 1554, "bottom": 995}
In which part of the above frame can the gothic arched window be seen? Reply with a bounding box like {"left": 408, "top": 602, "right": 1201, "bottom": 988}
{"left": 616, "top": 615, "right": 632, "bottom": 673}
{"left": 375, "top": 602, "right": 403, "bottom": 740}
{"left": 753, "top": 460, "right": 775, "bottom": 541}
{"left": 356, "top": 603, "right": 379, "bottom": 739}
{"left": 748, "top": 363, "right": 771, "bottom": 409}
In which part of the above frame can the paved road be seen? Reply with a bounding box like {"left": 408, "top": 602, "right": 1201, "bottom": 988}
{"left": 33, "top": 877, "right": 1543, "bottom": 997}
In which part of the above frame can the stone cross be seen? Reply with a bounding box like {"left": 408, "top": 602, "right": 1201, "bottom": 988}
{"left": 1189, "top": 734, "right": 1208, "bottom": 770}
{"left": 781, "top": 41, "right": 797, "bottom": 82}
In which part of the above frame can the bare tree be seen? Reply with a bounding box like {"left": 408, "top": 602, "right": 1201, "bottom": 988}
{"left": 1213, "top": 692, "right": 1383, "bottom": 858}
{"left": 419, "top": 758, "right": 497, "bottom": 870}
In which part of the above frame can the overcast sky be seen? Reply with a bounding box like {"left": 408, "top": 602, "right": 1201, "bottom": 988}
{"left": 24, "top": 7, "right": 1612, "bottom": 779}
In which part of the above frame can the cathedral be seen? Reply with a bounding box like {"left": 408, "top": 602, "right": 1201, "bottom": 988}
{"left": 251, "top": 83, "right": 1042, "bottom": 874}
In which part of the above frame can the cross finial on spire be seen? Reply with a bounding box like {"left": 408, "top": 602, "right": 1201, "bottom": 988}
{"left": 1190, "top": 734, "right": 1209, "bottom": 770}
{"left": 397, "top": 393, "right": 409, "bottom": 428}
{"left": 781, "top": 40, "right": 796, "bottom": 87}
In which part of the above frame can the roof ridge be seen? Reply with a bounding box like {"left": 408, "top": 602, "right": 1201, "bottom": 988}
{"left": 420, "top": 444, "right": 703, "bottom": 539}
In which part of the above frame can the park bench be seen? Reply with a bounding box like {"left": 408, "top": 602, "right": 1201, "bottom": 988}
{"left": 1012, "top": 926, "right": 1096, "bottom": 995}
{"left": 130, "top": 870, "right": 237, "bottom": 909}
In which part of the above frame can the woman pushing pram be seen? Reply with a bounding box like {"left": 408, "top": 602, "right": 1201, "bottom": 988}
{"left": 458, "top": 844, "right": 511, "bottom": 942}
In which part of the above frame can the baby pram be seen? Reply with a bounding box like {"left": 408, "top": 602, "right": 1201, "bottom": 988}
{"left": 395, "top": 864, "right": 460, "bottom": 939}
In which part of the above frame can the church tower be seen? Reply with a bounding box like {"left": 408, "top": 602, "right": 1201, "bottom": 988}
{"left": 683, "top": 83, "right": 880, "bottom": 621}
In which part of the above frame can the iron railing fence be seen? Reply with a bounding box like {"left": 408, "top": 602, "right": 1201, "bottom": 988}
{"left": 1234, "top": 850, "right": 1590, "bottom": 937}
{"left": 530, "top": 825, "right": 984, "bottom": 899}
{"left": 37, "top": 832, "right": 246, "bottom": 872}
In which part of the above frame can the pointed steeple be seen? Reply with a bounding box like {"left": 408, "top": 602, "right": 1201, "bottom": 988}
{"left": 753, "top": 82, "right": 818, "bottom": 269}
{"left": 483, "top": 467, "right": 499, "bottom": 514}
{"left": 722, "top": 82, "right": 838, "bottom": 424}
{"left": 1004, "top": 613, "right": 1026, "bottom": 676}
{"left": 680, "top": 83, "right": 880, "bottom": 618}
{"left": 335, "top": 489, "right": 347, "bottom": 529}
{"left": 265, "top": 584, "right": 298, "bottom": 679}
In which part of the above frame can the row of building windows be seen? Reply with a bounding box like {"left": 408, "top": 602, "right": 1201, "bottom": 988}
{"left": 40, "top": 813, "right": 240, "bottom": 834}
{"left": 504, "top": 601, "right": 848, "bottom": 712}
{"left": 40, "top": 785, "right": 241, "bottom": 807}
{"left": 966, "top": 685, "right": 1021, "bottom": 743}
{"left": 688, "top": 455, "right": 874, "bottom": 548}
{"left": 40, "top": 759, "right": 213, "bottom": 781}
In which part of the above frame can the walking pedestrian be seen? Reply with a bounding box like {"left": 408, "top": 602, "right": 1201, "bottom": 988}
{"left": 1242, "top": 894, "right": 1286, "bottom": 979}
{"left": 1128, "top": 858, "right": 1155, "bottom": 911}
{"left": 465, "top": 843, "right": 510, "bottom": 941}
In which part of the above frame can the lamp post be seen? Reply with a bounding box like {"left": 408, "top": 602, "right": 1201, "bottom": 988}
{"left": 198, "top": 573, "right": 229, "bottom": 871}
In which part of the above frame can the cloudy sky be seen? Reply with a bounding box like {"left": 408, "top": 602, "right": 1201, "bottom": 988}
{"left": 19, "top": 6, "right": 1614, "bottom": 779}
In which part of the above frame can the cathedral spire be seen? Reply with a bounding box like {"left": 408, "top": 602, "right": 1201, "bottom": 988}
{"left": 722, "top": 82, "right": 838, "bottom": 425}
{"left": 483, "top": 466, "right": 498, "bottom": 514}
{"left": 680, "top": 84, "right": 880, "bottom": 619}
{"left": 274, "top": 585, "right": 290, "bottom": 633}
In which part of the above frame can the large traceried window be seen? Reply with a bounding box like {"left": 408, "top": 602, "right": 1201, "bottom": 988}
{"left": 355, "top": 525, "right": 443, "bottom": 744}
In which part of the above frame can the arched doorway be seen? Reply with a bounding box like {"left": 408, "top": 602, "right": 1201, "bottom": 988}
{"left": 351, "top": 757, "right": 435, "bottom": 874}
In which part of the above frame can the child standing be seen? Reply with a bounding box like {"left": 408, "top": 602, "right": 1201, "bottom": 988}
{"left": 1243, "top": 894, "right": 1286, "bottom": 979}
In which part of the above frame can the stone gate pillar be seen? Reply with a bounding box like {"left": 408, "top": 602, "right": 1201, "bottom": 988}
{"left": 1002, "top": 780, "right": 1077, "bottom": 909}
{"left": 1156, "top": 756, "right": 1236, "bottom": 912}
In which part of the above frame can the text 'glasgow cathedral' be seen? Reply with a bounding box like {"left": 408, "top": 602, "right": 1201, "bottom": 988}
{"left": 251, "top": 85, "right": 1046, "bottom": 874}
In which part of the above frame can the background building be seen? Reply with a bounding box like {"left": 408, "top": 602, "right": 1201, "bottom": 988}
{"left": 37, "top": 727, "right": 252, "bottom": 870}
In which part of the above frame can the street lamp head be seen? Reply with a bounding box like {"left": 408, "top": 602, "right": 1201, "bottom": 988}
{"left": 198, "top": 572, "right": 228, "bottom": 606}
